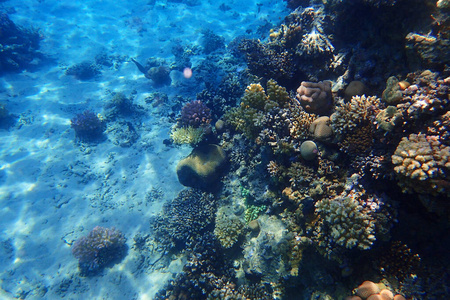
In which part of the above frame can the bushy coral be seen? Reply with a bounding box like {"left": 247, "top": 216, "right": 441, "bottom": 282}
{"left": 201, "top": 29, "right": 225, "bottom": 54}
{"left": 170, "top": 126, "right": 205, "bottom": 145}
{"left": 315, "top": 192, "right": 376, "bottom": 251}
{"left": 70, "top": 110, "right": 105, "bottom": 142}
{"left": 179, "top": 100, "right": 212, "bottom": 128}
{"left": 214, "top": 208, "right": 244, "bottom": 248}
{"left": 150, "top": 189, "right": 216, "bottom": 250}
{"left": 224, "top": 81, "right": 294, "bottom": 140}
{"left": 330, "top": 95, "right": 381, "bottom": 138}
{"left": 391, "top": 133, "right": 450, "bottom": 196}
{"left": 65, "top": 61, "right": 101, "bottom": 80}
{"left": 71, "top": 226, "right": 127, "bottom": 275}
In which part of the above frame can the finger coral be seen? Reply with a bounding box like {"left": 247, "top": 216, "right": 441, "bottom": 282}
{"left": 71, "top": 226, "right": 127, "bottom": 275}
{"left": 214, "top": 208, "right": 244, "bottom": 248}
{"left": 330, "top": 95, "right": 381, "bottom": 138}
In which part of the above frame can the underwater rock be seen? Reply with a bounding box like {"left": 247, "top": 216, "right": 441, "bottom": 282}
{"left": 176, "top": 144, "right": 227, "bottom": 190}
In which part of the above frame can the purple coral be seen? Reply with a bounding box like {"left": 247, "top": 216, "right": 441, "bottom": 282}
{"left": 179, "top": 100, "right": 212, "bottom": 128}
{"left": 70, "top": 110, "right": 105, "bottom": 142}
{"left": 71, "top": 226, "right": 127, "bottom": 275}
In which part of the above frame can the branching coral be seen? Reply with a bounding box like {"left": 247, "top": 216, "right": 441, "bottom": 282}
{"left": 70, "top": 110, "right": 105, "bottom": 142}
{"left": 330, "top": 95, "right": 381, "bottom": 138}
{"left": 150, "top": 189, "right": 216, "bottom": 250}
{"left": 72, "top": 226, "right": 127, "bottom": 275}
{"left": 179, "top": 100, "right": 212, "bottom": 128}
{"left": 224, "top": 82, "right": 290, "bottom": 140}
{"left": 214, "top": 208, "right": 244, "bottom": 248}
{"left": 170, "top": 126, "right": 205, "bottom": 145}
{"left": 315, "top": 192, "right": 376, "bottom": 251}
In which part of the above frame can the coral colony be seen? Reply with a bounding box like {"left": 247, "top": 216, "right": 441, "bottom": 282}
{"left": 71, "top": 226, "right": 127, "bottom": 275}
{"left": 70, "top": 110, "right": 104, "bottom": 142}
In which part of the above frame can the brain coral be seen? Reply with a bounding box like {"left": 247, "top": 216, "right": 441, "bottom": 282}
{"left": 391, "top": 133, "right": 450, "bottom": 196}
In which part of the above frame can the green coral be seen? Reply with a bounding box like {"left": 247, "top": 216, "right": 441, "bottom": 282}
{"left": 245, "top": 205, "right": 267, "bottom": 223}
{"left": 170, "top": 126, "right": 205, "bottom": 145}
{"left": 223, "top": 81, "right": 290, "bottom": 140}
{"left": 214, "top": 208, "right": 245, "bottom": 248}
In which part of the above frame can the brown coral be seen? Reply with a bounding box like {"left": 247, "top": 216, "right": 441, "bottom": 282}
{"left": 391, "top": 133, "right": 450, "bottom": 196}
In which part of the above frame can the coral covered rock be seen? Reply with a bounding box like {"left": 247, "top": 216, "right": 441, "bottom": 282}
{"left": 176, "top": 144, "right": 227, "bottom": 190}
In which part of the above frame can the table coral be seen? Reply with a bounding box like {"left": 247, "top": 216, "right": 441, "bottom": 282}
{"left": 391, "top": 133, "right": 450, "bottom": 196}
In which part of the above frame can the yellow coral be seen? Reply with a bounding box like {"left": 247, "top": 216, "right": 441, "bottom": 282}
{"left": 392, "top": 133, "right": 450, "bottom": 196}
{"left": 170, "top": 126, "right": 205, "bottom": 145}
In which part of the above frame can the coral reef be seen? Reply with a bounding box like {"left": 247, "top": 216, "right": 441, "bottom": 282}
{"left": 71, "top": 226, "right": 127, "bottom": 275}
{"left": 70, "top": 110, "right": 105, "bottom": 142}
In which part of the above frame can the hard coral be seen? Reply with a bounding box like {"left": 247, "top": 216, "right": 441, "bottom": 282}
{"left": 214, "top": 208, "right": 244, "bottom": 248}
{"left": 391, "top": 133, "right": 450, "bottom": 196}
{"left": 70, "top": 110, "right": 105, "bottom": 142}
{"left": 331, "top": 95, "right": 381, "bottom": 138}
{"left": 150, "top": 189, "right": 216, "bottom": 250}
{"left": 296, "top": 81, "right": 333, "bottom": 115}
{"left": 179, "top": 100, "right": 212, "bottom": 128}
{"left": 72, "top": 226, "right": 127, "bottom": 275}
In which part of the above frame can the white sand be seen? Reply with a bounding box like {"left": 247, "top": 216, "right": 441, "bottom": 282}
{"left": 0, "top": 0, "right": 287, "bottom": 298}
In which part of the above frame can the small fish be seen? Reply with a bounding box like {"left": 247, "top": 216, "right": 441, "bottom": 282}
{"left": 131, "top": 58, "right": 148, "bottom": 75}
